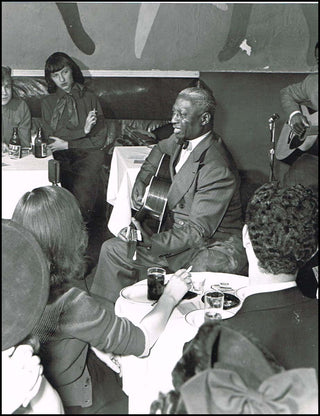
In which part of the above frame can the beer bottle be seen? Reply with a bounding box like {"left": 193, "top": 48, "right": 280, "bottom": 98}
{"left": 34, "top": 127, "right": 47, "bottom": 158}
{"left": 8, "top": 127, "right": 22, "bottom": 159}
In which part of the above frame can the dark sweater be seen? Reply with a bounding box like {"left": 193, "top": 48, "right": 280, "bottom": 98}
{"left": 41, "top": 83, "right": 107, "bottom": 149}
{"left": 33, "top": 285, "right": 146, "bottom": 408}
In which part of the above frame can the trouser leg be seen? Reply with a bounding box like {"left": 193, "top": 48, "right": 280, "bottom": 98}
{"left": 71, "top": 150, "right": 105, "bottom": 223}
{"left": 189, "top": 234, "right": 248, "bottom": 275}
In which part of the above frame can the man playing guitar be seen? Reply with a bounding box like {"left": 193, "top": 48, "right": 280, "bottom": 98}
{"left": 278, "top": 42, "right": 318, "bottom": 191}
{"left": 278, "top": 42, "right": 318, "bottom": 303}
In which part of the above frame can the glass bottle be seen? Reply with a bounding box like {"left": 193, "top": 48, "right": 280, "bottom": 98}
{"left": 8, "top": 127, "right": 22, "bottom": 159}
{"left": 34, "top": 127, "right": 47, "bottom": 158}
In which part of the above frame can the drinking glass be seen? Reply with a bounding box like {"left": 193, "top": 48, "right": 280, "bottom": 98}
{"left": 203, "top": 290, "right": 224, "bottom": 321}
{"left": 191, "top": 274, "right": 206, "bottom": 294}
{"left": 147, "top": 267, "right": 166, "bottom": 301}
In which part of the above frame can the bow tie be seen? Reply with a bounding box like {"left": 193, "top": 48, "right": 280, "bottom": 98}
{"left": 182, "top": 141, "right": 189, "bottom": 149}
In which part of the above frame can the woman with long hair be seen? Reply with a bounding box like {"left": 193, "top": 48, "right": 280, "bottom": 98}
{"left": 12, "top": 185, "right": 192, "bottom": 414}
{"left": 41, "top": 52, "right": 107, "bottom": 227}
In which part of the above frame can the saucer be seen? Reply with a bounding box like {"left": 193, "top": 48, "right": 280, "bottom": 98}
{"left": 185, "top": 309, "right": 234, "bottom": 327}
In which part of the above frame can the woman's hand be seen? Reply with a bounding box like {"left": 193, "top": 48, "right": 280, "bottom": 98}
{"left": 2, "top": 345, "right": 43, "bottom": 413}
{"left": 162, "top": 268, "right": 192, "bottom": 305}
{"left": 84, "top": 109, "right": 98, "bottom": 135}
{"left": 48, "top": 136, "right": 68, "bottom": 152}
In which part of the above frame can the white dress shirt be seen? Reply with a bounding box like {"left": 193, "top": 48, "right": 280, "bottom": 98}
{"left": 240, "top": 280, "right": 297, "bottom": 300}
{"left": 175, "top": 131, "right": 211, "bottom": 173}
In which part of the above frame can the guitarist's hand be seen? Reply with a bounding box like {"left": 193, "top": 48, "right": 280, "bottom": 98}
{"left": 131, "top": 218, "right": 152, "bottom": 247}
{"left": 290, "top": 113, "right": 310, "bottom": 136}
{"left": 118, "top": 226, "right": 131, "bottom": 242}
{"left": 132, "top": 182, "right": 146, "bottom": 211}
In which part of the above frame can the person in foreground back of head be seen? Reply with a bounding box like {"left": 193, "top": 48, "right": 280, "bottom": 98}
{"left": 11, "top": 185, "right": 192, "bottom": 413}
{"left": 2, "top": 219, "right": 64, "bottom": 414}
{"left": 224, "top": 182, "right": 318, "bottom": 372}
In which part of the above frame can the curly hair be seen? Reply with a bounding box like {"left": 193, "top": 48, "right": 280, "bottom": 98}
{"left": 12, "top": 186, "right": 88, "bottom": 293}
{"left": 44, "top": 52, "right": 84, "bottom": 93}
{"left": 245, "top": 182, "right": 318, "bottom": 275}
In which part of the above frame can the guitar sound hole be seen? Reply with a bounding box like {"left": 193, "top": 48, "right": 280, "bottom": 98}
{"left": 289, "top": 134, "right": 305, "bottom": 149}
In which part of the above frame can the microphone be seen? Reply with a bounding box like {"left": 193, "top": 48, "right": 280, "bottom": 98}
{"left": 48, "top": 159, "right": 60, "bottom": 186}
{"left": 268, "top": 113, "right": 280, "bottom": 123}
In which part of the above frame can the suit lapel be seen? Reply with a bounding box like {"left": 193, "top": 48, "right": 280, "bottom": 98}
{"left": 169, "top": 142, "right": 182, "bottom": 179}
{"left": 167, "top": 133, "right": 213, "bottom": 210}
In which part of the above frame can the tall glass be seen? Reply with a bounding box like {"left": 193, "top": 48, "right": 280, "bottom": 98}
{"left": 147, "top": 267, "right": 166, "bottom": 301}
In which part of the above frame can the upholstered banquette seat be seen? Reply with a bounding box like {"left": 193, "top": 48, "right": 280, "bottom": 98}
{"left": 12, "top": 75, "right": 261, "bottom": 217}
{"left": 12, "top": 76, "right": 199, "bottom": 150}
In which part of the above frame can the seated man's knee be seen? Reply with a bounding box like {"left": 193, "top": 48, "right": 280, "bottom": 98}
{"left": 191, "top": 235, "right": 247, "bottom": 274}
{"left": 100, "top": 237, "right": 127, "bottom": 258}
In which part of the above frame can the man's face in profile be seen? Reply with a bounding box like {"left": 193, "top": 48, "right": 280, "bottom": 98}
{"left": 171, "top": 97, "right": 204, "bottom": 141}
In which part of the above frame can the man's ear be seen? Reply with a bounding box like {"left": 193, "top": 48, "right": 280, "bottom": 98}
{"left": 242, "top": 224, "right": 250, "bottom": 248}
{"left": 201, "top": 112, "right": 211, "bottom": 125}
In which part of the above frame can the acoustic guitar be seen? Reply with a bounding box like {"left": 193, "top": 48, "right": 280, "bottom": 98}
{"left": 275, "top": 105, "right": 318, "bottom": 164}
{"left": 126, "top": 153, "right": 171, "bottom": 258}
{"left": 134, "top": 153, "right": 171, "bottom": 233}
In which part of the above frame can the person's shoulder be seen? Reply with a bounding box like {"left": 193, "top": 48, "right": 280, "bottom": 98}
{"left": 51, "top": 284, "right": 92, "bottom": 315}
{"left": 82, "top": 86, "right": 99, "bottom": 99}
{"left": 206, "top": 133, "right": 235, "bottom": 165}
{"left": 16, "top": 97, "right": 31, "bottom": 113}
{"left": 41, "top": 93, "right": 57, "bottom": 106}
{"left": 8, "top": 96, "right": 27, "bottom": 111}
{"left": 157, "top": 133, "right": 177, "bottom": 151}
{"left": 303, "top": 72, "right": 318, "bottom": 86}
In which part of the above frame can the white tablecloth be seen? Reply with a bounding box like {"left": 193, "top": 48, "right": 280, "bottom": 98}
{"left": 107, "top": 146, "right": 151, "bottom": 236}
{"left": 114, "top": 272, "right": 249, "bottom": 414}
{"left": 2, "top": 153, "right": 53, "bottom": 219}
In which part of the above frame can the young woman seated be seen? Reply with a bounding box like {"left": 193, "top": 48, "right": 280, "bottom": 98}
{"left": 12, "top": 185, "right": 192, "bottom": 414}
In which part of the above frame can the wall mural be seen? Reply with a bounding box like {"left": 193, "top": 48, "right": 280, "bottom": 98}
{"left": 2, "top": 2, "right": 318, "bottom": 72}
{"left": 55, "top": 3, "right": 95, "bottom": 55}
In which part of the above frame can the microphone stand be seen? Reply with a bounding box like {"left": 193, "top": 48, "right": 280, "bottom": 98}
{"left": 268, "top": 115, "right": 279, "bottom": 182}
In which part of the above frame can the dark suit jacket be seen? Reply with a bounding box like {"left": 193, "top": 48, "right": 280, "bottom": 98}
{"left": 132, "top": 132, "right": 243, "bottom": 269}
{"left": 224, "top": 287, "right": 318, "bottom": 372}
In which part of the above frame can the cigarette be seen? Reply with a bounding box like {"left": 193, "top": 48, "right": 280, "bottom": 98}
{"left": 186, "top": 265, "right": 193, "bottom": 273}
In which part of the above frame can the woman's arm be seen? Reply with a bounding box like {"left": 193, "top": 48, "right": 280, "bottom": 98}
{"left": 54, "top": 94, "right": 107, "bottom": 148}
{"left": 61, "top": 271, "right": 190, "bottom": 358}
{"left": 138, "top": 269, "right": 191, "bottom": 352}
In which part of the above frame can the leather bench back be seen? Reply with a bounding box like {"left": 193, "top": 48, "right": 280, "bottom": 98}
{"left": 12, "top": 76, "right": 198, "bottom": 120}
